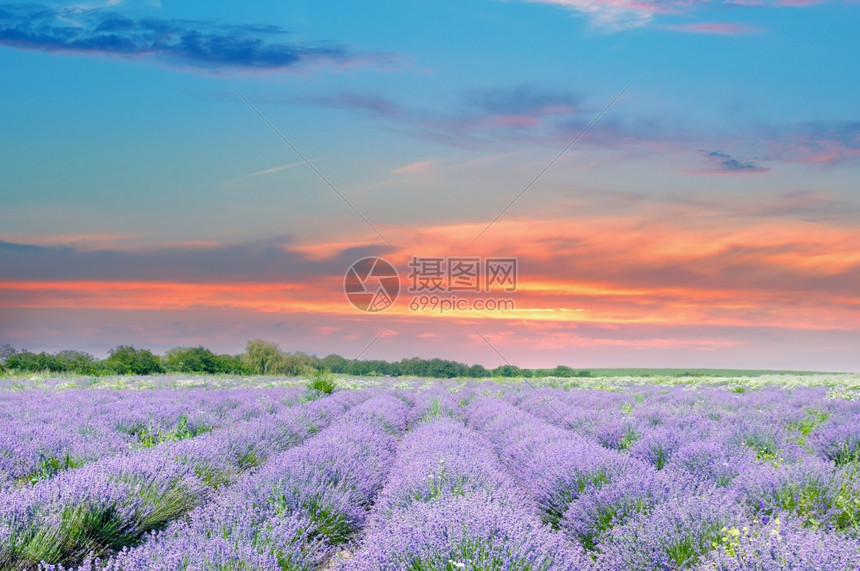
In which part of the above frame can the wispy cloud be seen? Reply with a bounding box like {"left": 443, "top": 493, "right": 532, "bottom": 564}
{"left": 392, "top": 160, "right": 434, "bottom": 175}
{"left": 519, "top": 0, "right": 824, "bottom": 30}
{"left": 766, "top": 121, "right": 860, "bottom": 165}
{"left": 465, "top": 85, "right": 581, "bottom": 117}
{"left": 282, "top": 83, "right": 857, "bottom": 179}
{"left": 246, "top": 160, "right": 306, "bottom": 178}
{"left": 522, "top": 0, "right": 667, "bottom": 30}
{"left": 0, "top": 3, "right": 379, "bottom": 72}
{"left": 666, "top": 22, "right": 764, "bottom": 35}
{"left": 285, "top": 83, "right": 592, "bottom": 149}
{"left": 309, "top": 92, "right": 401, "bottom": 115}
{"left": 666, "top": 190, "right": 859, "bottom": 221}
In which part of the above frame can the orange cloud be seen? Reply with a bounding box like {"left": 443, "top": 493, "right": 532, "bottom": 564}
{"left": 3, "top": 199, "right": 860, "bottom": 355}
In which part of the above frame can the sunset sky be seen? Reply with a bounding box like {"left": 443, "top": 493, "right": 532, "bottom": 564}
{"left": 1, "top": 0, "right": 859, "bottom": 370}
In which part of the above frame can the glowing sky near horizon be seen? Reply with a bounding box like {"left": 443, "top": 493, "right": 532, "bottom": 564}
{"left": 1, "top": 0, "right": 859, "bottom": 370}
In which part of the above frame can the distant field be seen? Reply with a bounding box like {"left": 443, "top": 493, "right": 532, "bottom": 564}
{"left": 1, "top": 376, "right": 858, "bottom": 569}
{"left": 3, "top": 370, "right": 859, "bottom": 395}
{"left": 579, "top": 367, "right": 846, "bottom": 377}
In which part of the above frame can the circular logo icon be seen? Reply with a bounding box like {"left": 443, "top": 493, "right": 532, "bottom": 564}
{"left": 344, "top": 257, "right": 400, "bottom": 312}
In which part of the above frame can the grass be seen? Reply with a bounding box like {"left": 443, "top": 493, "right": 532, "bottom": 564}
{"left": 6, "top": 480, "right": 200, "bottom": 569}
{"left": 750, "top": 463, "right": 860, "bottom": 533}
{"left": 788, "top": 408, "right": 830, "bottom": 446}
{"left": 123, "top": 414, "right": 213, "bottom": 448}
{"left": 16, "top": 452, "right": 85, "bottom": 485}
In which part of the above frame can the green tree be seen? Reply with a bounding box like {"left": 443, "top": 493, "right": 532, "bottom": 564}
{"left": 212, "top": 353, "right": 251, "bottom": 374}
{"left": 105, "top": 346, "right": 165, "bottom": 375}
{"left": 242, "top": 339, "right": 287, "bottom": 375}
{"left": 320, "top": 354, "right": 349, "bottom": 374}
{"left": 282, "top": 351, "right": 320, "bottom": 376}
{"left": 166, "top": 346, "right": 219, "bottom": 374}
{"left": 6, "top": 351, "right": 59, "bottom": 372}
{"left": 54, "top": 350, "right": 98, "bottom": 374}
{"left": 468, "top": 364, "right": 489, "bottom": 378}
{"left": 491, "top": 364, "right": 520, "bottom": 378}
{"left": 0, "top": 344, "right": 15, "bottom": 362}
{"left": 427, "top": 358, "right": 462, "bottom": 378}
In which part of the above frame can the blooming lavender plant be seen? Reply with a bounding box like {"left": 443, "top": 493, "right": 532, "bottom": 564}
{"left": 594, "top": 493, "right": 743, "bottom": 570}
{"left": 697, "top": 513, "right": 860, "bottom": 570}
{"left": 0, "top": 387, "right": 306, "bottom": 488}
{"left": 0, "top": 389, "right": 369, "bottom": 569}
{"left": 345, "top": 493, "right": 592, "bottom": 571}
{"left": 46, "top": 393, "right": 414, "bottom": 571}
{"left": 345, "top": 417, "right": 591, "bottom": 570}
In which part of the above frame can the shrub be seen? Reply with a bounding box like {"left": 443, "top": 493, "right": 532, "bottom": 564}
{"left": 307, "top": 369, "right": 337, "bottom": 397}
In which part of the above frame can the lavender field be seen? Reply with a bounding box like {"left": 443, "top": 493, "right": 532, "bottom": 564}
{"left": 1, "top": 376, "right": 859, "bottom": 570}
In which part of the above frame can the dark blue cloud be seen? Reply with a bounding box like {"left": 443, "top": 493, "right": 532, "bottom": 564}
{"left": 466, "top": 85, "right": 582, "bottom": 116}
{"left": 701, "top": 150, "right": 769, "bottom": 173}
{"left": 0, "top": 3, "right": 370, "bottom": 71}
{"left": 0, "top": 236, "right": 390, "bottom": 282}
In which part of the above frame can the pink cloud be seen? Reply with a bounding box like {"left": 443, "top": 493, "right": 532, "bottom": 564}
{"left": 490, "top": 115, "right": 541, "bottom": 128}
{"left": 683, "top": 168, "right": 770, "bottom": 175}
{"left": 774, "top": 0, "right": 825, "bottom": 6}
{"left": 525, "top": 0, "right": 669, "bottom": 29}
{"left": 393, "top": 160, "right": 434, "bottom": 175}
{"left": 522, "top": 0, "right": 823, "bottom": 31}
{"left": 767, "top": 134, "right": 860, "bottom": 165}
{"left": 312, "top": 326, "right": 342, "bottom": 339}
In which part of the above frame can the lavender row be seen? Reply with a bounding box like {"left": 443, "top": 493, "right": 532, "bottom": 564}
{"left": 510, "top": 385, "right": 860, "bottom": 467}
{"left": 509, "top": 385, "right": 860, "bottom": 534}
{"left": 53, "top": 393, "right": 415, "bottom": 570}
{"left": 342, "top": 417, "right": 591, "bottom": 570}
{"left": 0, "top": 389, "right": 368, "bottom": 569}
{"left": 471, "top": 390, "right": 860, "bottom": 569}
{"left": 0, "top": 387, "right": 306, "bottom": 488}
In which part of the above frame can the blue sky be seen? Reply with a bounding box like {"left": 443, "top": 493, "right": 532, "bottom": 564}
{"left": 1, "top": 0, "right": 858, "bottom": 369}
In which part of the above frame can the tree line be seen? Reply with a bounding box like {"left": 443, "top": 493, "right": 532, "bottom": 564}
{"left": 0, "top": 340, "right": 592, "bottom": 379}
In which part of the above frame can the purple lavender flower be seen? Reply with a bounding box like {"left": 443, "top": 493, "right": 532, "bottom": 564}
{"left": 698, "top": 513, "right": 860, "bottom": 570}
